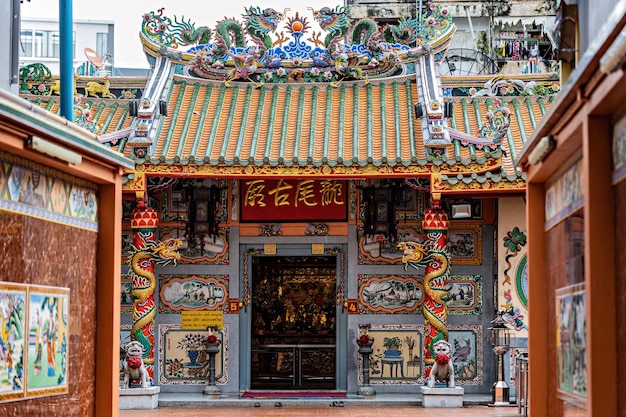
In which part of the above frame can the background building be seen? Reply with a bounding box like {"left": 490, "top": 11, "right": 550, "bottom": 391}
{"left": 348, "top": 0, "right": 557, "bottom": 75}
{"left": 19, "top": 17, "right": 114, "bottom": 76}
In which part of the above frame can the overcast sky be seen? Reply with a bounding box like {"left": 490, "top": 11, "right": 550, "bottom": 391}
{"left": 21, "top": 1, "right": 333, "bottom": 69}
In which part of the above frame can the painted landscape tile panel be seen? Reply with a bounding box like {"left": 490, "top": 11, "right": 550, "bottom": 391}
{"left": 159, "top": 275, "right": 229, "bottom": 313}
{"left": 358, "top": 275, "right": 424, "bottom": 314}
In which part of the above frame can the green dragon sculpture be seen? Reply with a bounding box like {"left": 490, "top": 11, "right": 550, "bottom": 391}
{"left": 312, "top": 6, "right": 352, "bottom": 51}
{"left": 209, "top": 7, "right": 284, "bottom": 59}
{"left": 168, "top": 15, "right": 212, "bottom": 46}
{"left": 242, "top": 6, "right": 284, "bottom": 53}
{"left": 212, "top": 18, "right": 247, "bottom": 58}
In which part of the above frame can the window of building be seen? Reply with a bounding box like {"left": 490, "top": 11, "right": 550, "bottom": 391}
{"left": 35, "top": 30, "right": 60, "bottom": 58}
{"left": 96, "top": 32, "right": 108, "bottom": 59}
{"left": 19, "top": 29, "right": 75, "bottom": 59}
{"left": 19, "top": 29, "right": 33, "bottom": 57}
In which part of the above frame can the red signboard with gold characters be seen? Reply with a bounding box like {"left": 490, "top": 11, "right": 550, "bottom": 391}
{"left": 241, "top": 179, "right": 347, "bottom": 222}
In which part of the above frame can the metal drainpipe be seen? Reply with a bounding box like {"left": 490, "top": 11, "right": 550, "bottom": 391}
{"left": 59, "top": 0, "right": 73, "bottom": 121}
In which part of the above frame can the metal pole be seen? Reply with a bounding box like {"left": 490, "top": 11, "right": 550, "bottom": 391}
{"left": 59, "top": 0, "right": 73, "bottom": 120}
{"left": 10, "top": 0, "right": 21, "bottom": 92}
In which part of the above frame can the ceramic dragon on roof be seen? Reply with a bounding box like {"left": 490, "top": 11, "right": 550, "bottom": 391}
{"left": 120, "top": 3, "right": 516, "bottom": 181}
{"left": 140, "top": 3, "right": 455, "bottom": 85}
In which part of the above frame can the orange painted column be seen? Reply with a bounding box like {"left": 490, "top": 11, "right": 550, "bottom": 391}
{"left": 583, "top": 116, "right": 616, "bottom": 416}
{"left": 525, "top": 181, "right": 549, "bottom": 415}
{"left": 129, "top": 203, "right": 159, "bottom": 383}
{"left": 96, "top": 181, "right": 123, "bottom": 417}
{"left": 421, "top": 207, "right": 450, "bottom": 378}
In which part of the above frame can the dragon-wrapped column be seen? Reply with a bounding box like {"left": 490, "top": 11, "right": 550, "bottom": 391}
{"left": 420, "top": 207, "right": 450, "bottom": 380}
{"left": 129, "top": 203, "right": 160, "bottom": 382}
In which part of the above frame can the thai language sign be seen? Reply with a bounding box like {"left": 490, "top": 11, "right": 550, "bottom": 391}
{"left": 181, "top": 311, "right": 223, "bottom": 330}
{"left": 241, "top": 179, "right": 347, "bottom": 221}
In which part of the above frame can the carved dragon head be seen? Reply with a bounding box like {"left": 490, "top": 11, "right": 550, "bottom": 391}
{"left": 398, "top": 241, "right": 428, "bottom": 269}
{"left": 131, "top": 237, "right": 182, "bottom": 266}
{"left": 311, "top": 6, "right": 351, "bottom": 34}
{"left": 243, "top": 6, "right": 284, "bottom": 34}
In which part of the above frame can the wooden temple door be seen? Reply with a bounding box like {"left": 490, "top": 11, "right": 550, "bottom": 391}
{"left": 250, "top": 255, "right": 337, "bottom": 389}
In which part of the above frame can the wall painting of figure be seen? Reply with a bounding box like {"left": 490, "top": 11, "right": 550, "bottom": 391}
{"left": 0, "top": 283, "right": 27, "bottom": 402}
{"left": 25, "top": 286, "right": 69, "bottom": 398}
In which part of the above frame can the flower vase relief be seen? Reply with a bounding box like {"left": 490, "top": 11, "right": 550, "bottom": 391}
{"left": 178, "top": 333, "right": 208, "bottom": 368}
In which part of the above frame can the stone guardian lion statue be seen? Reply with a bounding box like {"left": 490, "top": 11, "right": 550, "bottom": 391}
{"left": 122, "top": 340, "right": 150, "bottom": 388}
{"left": 427, "top": 339, "right": 455, "bottom": 388}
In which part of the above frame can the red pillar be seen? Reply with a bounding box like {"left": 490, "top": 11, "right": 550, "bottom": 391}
{"left": 129, "top": 203, "right": 159, "bottom": 381}
{"left": 421, "top": 207, "right": 450, "bottom": 378}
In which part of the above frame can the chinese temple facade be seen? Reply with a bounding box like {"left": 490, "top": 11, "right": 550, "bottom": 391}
{"left": 17, "top": 4, "right": 561, "bottom": 398}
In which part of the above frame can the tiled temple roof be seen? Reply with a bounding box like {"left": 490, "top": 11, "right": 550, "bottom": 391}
{"left": 20, "top": 74, "right": 555, "bottom": 189}
{"left": 23, "top": 94, "right": 134, "bottom": 136}
{"left": 139, "top": 74, "right": 499, "bottom": 175}
{"left": 16, "top": 2, "right": 559, "bottom": 194}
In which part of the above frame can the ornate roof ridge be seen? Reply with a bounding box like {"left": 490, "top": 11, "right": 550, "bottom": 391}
{"left": 140, "top": 4, "right": 455, "bottom": 84}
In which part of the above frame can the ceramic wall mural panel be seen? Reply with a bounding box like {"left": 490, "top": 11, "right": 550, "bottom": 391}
{"left": 446, "top": 275, "right": 482, "bottom": 315}
{"left": 358, "top": 325, "right": 423, "bottom": 384}
{"left": 0, "top": 283, "right": 27, "bottom": 403}
{"left": 447, "top": 223, "right": 482, "bottom": 265}
{"left": 160, "top": 180, "right": 228, "bottom": 223}
{"left": 447, "top": 325, "right": 483, "bottom": 385}
{"left": 358, "top": 324, "right": 482, "bottom": 385}
{"left": 158, "top": 275, "right": 229, "bottom": 313}
{"left": 357, "top": 275, "right": 481, "bottom": 315}
{"left": 358, "top": 275, "right": 424, "bottom": 314}
{"left": 26, "top": 286, "right": 69, "bottom": 398}
{"left": 545, "top": 157, "right": 583, "bottom": 230}
{"left": 120, "top": 275, "right": 133, "bottom": 314}
{"left": 158, "top": 324, "right": 228, "bottom": 385}
{"left": 158, "top": 227, "right": 229, "bottom": 265}
{"left": 121, "top": 230, "right": 133, "bottom": 263}
{"left": 358, "top": 225, "right": 424, "bottom": 264}
{"left": 0, "top": 150, "right": 98, "bottom": 231}
{"left": 556, "top": 283, "right": 586, "bottom": 407}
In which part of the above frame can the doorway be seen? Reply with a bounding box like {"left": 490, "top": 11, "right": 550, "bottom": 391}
{"left": 250, "top": 255, "right": 337, "bottom": 389}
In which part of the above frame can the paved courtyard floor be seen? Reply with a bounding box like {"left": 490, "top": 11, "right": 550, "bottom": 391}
{"left": 120, "top": 405, "right": 523, "bottom": 417}
{"left": 119, "top": 392, "right": 526, "bottom": 417}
